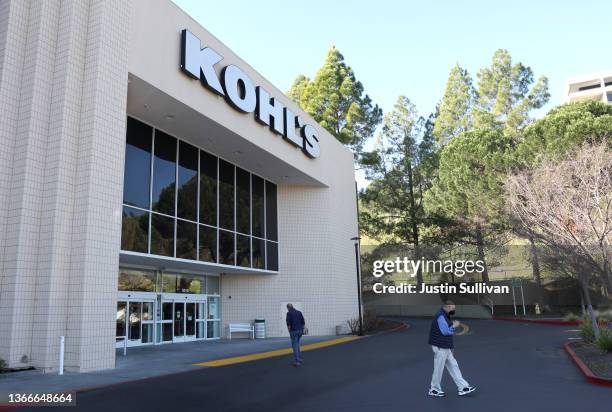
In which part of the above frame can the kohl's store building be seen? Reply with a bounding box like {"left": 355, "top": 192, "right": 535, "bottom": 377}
{"left": 0, "top": 0, "right": 359, "bottom": 372}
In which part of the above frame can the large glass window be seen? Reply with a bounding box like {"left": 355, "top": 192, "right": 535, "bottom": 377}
{"left": 236, "top": 167, "right": 250, "bottom": 235}
{"left": 266, "top": 241, "right": 278, "bottom": 271}
{"left": 151, "top": 213, "right": 174, "bottom": 257}
{"left": 265, "top": 181, "right": 278, "bottom": 241}
{"left": 199, "top": 225, "right": 217, "bottom": 263}
{"left": 123, "top": 118, "right": 152, "bottom": 209}
{"left": 121, "top": 117, "right": 279, "bottom": 271}
{"left": 219, "top": 160, "right": 234, "bottom": 230}
{"left": 207, "top": 277, "right": 220, "bottom": 295}
{"left": 199, "top": 151, "right": 217, "bottom": 226}
{"left": 176, "top": 219, "right": 197, "bottom": 260}
{"left": 177, "top": 142, "right": 198, "bottom": 221}
{"left": 236, "top": 234, "right": 251, "bottom": 267}
{"left": 219, "top": 229, "right": 235, "bottom": 265}
{"left": 162, "top": 273, "right": 177, "bottom": 293}
{"left": 121, "top": 206, "right": 149, "bottom": 253}
{"left": 152, "top": 130, "right": 177, "bottom": 215}
{"left": 118, "top": 269, "right": 156, "bottom": 292}
{"left": 251, "top": 175, "right": 265, "bottom": 238}
{"left": 252, "top": 237, "right": 265, "bottom": 269}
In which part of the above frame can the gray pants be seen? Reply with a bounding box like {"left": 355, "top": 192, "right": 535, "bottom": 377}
{"left": 430, "top": 346, "right": 469, "bottom": 391}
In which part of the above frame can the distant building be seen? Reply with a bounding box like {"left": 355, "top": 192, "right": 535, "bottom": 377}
{"left": 564, "top": 71, "right": 612, "bottom": 103}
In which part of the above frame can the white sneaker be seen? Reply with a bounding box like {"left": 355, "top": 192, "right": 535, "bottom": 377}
{"left": 428, "top": 389, "right": 445, "bottom": 397}
{"left": 458, "top": 386, "right": 476, "bottom": 396}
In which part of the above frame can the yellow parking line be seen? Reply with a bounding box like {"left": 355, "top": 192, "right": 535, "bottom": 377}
{"left": 194, "top": 336, "right": 360, "bottom": 367}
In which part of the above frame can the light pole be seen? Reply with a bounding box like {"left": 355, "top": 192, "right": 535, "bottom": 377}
{"left": 351, "top": 236, "right": 364, "bottom": 336}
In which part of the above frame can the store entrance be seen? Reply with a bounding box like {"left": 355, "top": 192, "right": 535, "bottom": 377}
{"left": 116, "top": 269, "right": 220, "bottom": 346}
{"left": 116, "top": 292, "right": 156, "bottom": 348}
{"left": 159, "top": 294, "right": 207, "bottom": 343}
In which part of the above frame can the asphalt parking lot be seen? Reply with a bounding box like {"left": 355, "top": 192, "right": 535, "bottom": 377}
{"left": 19, "top": 318, "right": 612, "bottom": 412}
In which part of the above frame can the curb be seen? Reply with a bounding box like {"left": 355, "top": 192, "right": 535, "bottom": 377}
{"left": 564, "top": 341, "right": 612, "bottom": 387}
{"left": 493, "top": 317, "right": 580, "bottom": 326}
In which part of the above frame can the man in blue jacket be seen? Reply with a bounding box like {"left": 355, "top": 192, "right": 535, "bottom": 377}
{"left": 428, "top": 301, "right": 476, "bottom": 397}
{"left": 286, "top": 303, "right": 305, "bottom": 366}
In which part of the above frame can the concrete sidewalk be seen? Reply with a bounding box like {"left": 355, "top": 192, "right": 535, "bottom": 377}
{"left": 0, "top": 335, "right": 336, "bottom": 394}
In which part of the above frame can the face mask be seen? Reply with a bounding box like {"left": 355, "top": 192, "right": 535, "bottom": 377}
{"left": 448, "top": 310, "right": 456, "bottom": 316}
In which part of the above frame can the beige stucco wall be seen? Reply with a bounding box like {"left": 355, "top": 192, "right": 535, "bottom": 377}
{"left": 0, "top": 0, "right": 130, "bottom": 372}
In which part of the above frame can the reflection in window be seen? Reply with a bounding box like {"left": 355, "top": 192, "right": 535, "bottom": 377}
{"left": 207, "top": 277, "right": 220, "bottom": 295}
{"left": 200, "top": 151, "right": 217, "bottom": 226}
{"left": 187, "top": 278, "right": 202, "bottom": 294}
{"left": 219, "top": 229, "right": 235, "bottom": 265}
{"left": 162, "top": 274, "right": 177, "bottom": 293}
{"left": 199, "top": 225, "right": 217, "bottom": 263}
{"left": 236, "top": 167, "right": 250, "bottom": 235}
{"left": 142, "top": 302, "right": 153, "bottom": 320}
{"left": 266, "top": 181, "right": 278, "bottom": 241}
{"left": 123, "top": 118, "right": 152, "bottom": 209}
{"left": 121, "top": 206, "right": 149, "bottom": 253}
{"left": 266, "top": 241, "right": 278, "bottom": 271}
{"left": 129, "top": 302, "right": 141, "bottom": 340}
{"left": 116, "top": 302, "right": 126, "bottom": 337}
{"left": 142, "top": 324, "right": 153, "bottom": 343}
{"left": 152, "top": 130, "right": 176, "bottom": 215}
{"left": 252, "top": 237, "right": 265, "bottom": 269}
{"left": 237, "top": 234, "right": 251, "bottom": 267}
{"left": 176, "top": 219, "right": 197, "bottom": 260}
{"left": 122, "top": 117, "right": 280, "bottom": 271}
{"left": 251, "top": 175, "right": 265, "bottom": 238}
{"left": 118, "top": 269, "right": 156, "bottom": 291}
{"left": 151, "top": 213, "right": 174, "bottom": 257}
{"left": 177, "top": 141, "right": 198, "bottom": 221}
{"left": 177, "top": 274, "right": 201, "bottom": 293}
{"left": 207, "top": 321, "right": 220, "bottom": 338}
{"left": 219, "top": 160, "right": 234, "bottom": 230}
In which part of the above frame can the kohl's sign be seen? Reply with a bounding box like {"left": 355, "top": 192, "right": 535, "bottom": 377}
{"left": 180, "top": 29, "right": 320, "bottom": 159}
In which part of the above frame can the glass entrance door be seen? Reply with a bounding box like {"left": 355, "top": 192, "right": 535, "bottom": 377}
{"left": 185, "top": 302, "right": 196, "bottom": 341}
{"left": 196, "top": 301, "right": 206, "bottom": 339}
{"left": 158, "top": 294, "right": 206, "bottom": 343}
{"left": 116, "top": 301, "right": 126, "bottom": 346}
{"left": 128, "top": 301, "right": 142, "bottom": 343}
{"left": 116, "top": 293, "right": 156, "bottom": 347}
{"left": 159, "top": 300, "right": 173, "bottom": 343}
{"left": 173, "top": 301, "right": 185, "bottom": 342}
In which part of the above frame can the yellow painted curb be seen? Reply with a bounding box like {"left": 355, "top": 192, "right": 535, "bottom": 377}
{"left": 194, "top": 336, "right": 360, "bottom": 367}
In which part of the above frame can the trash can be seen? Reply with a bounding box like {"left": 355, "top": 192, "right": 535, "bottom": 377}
{"left": 254, "top": 318, "right": 265, "bottom": 339}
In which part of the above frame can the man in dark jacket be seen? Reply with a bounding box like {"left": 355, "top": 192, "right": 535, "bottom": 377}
{"left": 428, "top": 301, "right": 476, "bottom": 397}
{"left": 286, "top": 303, "right": 305, "bottom": 366}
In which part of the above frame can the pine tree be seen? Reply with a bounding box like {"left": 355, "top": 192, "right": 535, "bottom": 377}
{"left": 287, "top": 47, "right": 382, "bottom": 154}
{"left": 433, "top": 65, "right": 474, "bottom": 146}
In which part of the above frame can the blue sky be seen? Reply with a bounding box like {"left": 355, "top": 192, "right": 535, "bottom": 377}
{"left": 173, "top": 0, "right": 612, "bottom": 122}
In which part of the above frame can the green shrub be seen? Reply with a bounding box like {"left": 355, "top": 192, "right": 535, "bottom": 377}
{"left": 564, "top": 312, "right": 580, "bottom": 322}
{"left": 595, "top": 328, "right": 612, "bottom": 353}
{"left": 579, "top": 319, "right": 595, "bottom": 343}
{"left": 0, "top": 358, "right": 6, "bottom": 371}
